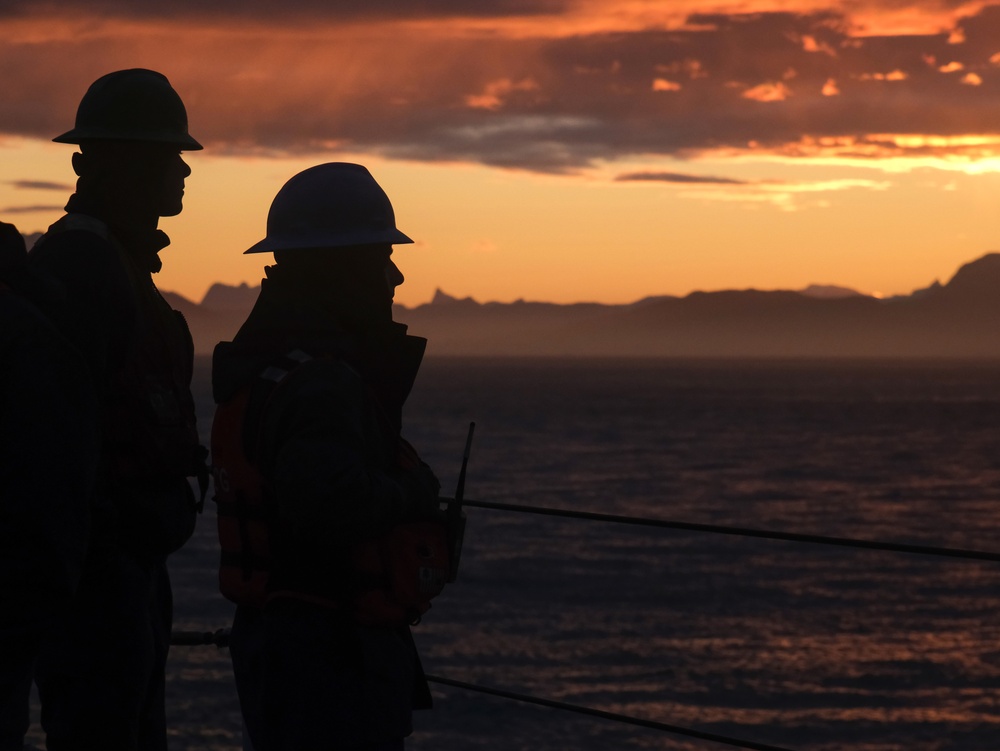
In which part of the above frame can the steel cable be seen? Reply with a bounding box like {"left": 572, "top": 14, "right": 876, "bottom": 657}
{"left": 458, "top": 498, "right": 1000, "bottom": 563}
{"left": 170, "top": 495, "right": 995, "bottom": 749}
{"left": 165, "top": 630, "right": 797, "bottom": 751}
{"left": 425, "top": 674, "right": 797, "bottom": 751}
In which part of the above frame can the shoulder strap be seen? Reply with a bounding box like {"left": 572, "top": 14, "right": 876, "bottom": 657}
{"left": 37, "top": 213, "right": 111, "bottom": 247}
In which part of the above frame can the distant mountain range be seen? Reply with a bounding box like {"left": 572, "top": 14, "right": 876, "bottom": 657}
{"left": 162, "top": 253, "right": 1000, "bottom": 358}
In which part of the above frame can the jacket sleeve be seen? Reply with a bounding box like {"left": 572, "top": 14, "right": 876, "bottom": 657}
{"left": 262, "top": 360, "right": 429, "bottom": 549}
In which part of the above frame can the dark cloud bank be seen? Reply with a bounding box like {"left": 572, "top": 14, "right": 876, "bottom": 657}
{"left": 4, "top": 5, "right": 1000, "bottom": 173}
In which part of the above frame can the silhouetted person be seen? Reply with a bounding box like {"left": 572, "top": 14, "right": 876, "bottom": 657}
{"left": 0, "top": 221, "right": 97, "bottom": 751}
{"left": 212, "top": 163, "right": 445, "bottom": 750}
{"left": 27, "top": 69, "right": 207, "bottom": 751}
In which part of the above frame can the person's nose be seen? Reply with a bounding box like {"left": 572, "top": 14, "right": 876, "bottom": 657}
{"left": 386, "top": 259, "right": 404, "bottom": 293}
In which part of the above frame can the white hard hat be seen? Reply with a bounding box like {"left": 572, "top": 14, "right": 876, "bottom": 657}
{"left": 244, "top": 162, "right": 413, "bottom": 254}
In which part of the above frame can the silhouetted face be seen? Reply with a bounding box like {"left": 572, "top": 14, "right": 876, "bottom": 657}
{"left": 75, "top": 140, "right": 191, "bottom": 219}
{"left": 273, "top": 243, "right": 403, "bottom": 329}
{"left": 124, "top": 142, "right": 190, "bottom": 217}
{"left": 152, "top": 147, "right": 191, "bottom": 217}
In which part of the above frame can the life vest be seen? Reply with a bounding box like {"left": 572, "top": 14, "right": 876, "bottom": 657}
{"left": 212, "top": 349, "right": 450, "bottom": 626}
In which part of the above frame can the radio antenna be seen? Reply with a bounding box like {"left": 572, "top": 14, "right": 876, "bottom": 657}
{"left": 447, "top": 421, "right": 475, "bottom": 582}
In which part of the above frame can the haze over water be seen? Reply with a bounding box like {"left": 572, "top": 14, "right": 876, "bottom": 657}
{"left": 28, "top": 357, "right": 999, "bottom": 751}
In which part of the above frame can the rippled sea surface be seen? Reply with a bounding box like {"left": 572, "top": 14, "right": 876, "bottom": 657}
{"left": 33, "top": 357, "right": 1000, "bottom": 750}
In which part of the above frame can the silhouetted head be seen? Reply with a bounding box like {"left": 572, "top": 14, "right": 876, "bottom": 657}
{"left": 0, "top": 220, "right": 27, "bottom": 273}
{"left": 0, "top": 221, "right": 60, "bottom": 307}
{"left": 249, "top": 163, "right": 413, "bottom": 329}
{"left": 56, "top": 69, "right": 200, "bottom": 226}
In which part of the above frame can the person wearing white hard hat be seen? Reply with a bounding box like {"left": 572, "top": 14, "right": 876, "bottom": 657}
{"left": 211, "top": 163, "right": 445, "bottom": 751}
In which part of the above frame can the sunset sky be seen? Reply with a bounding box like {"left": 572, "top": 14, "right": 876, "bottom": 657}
{"left": 5, "top": 0, "right": 1000, "bottom": 307}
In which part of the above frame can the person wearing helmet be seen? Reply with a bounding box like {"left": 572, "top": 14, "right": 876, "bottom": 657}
{"left": 27, "top": 69, "right": 207, "bottom": 751}
{"left": 211, "top": 163, "right": 441, "bottom": 750}
{"left": 0, "top": 221, "right": 98, "bottom": 751}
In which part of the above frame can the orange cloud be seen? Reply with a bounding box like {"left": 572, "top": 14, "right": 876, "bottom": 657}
{"left": 465, "top": 78, "right": 541, "bottom": 110}
{"left": 842, "top": 1, "right": 995, "bottom": 36}
{"left": 652, "top": 78, "right": 681, "bottom": 92}
{"left": 858, "top": 70, "right": 909, "bottom": 81}
{"left": 766, "top": 133, "right": 1000, "bottom": 163}
{"left": 800, "top": 34, "right": 836, "bottom": 56}
{"left": 742, "top": 82, "right": 792, "bottom": 102}
{"left": 822, "top": 78, "right": 840, "bottom": 96}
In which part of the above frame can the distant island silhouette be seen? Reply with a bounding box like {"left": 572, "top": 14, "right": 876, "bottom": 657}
{"left": 163, "top": 253, "right": 1000, "bottom": 358}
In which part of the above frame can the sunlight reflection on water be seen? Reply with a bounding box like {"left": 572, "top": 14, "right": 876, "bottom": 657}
{"left": 31, "top": 358, "right": 1000, "bottom": 750}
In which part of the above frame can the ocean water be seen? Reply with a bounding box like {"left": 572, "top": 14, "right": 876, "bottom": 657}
{"left": 34, "top": 357, "right": 1000, "bottom": 750}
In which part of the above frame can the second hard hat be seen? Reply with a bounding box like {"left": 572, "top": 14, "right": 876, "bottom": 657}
{"left": 244, "top": 163, "right": 413, "bottom": 254}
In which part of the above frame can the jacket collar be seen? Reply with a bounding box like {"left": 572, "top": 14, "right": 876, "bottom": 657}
{"left": 64, "top": 193, "right": 169, "bottom": 273}
{"left": 215, "top": 274, "right": 427, "bottom": 427}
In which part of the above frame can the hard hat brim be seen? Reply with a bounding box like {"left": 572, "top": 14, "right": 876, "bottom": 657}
{"left": 243, "top": 227, "right": 414, "bottom": 255}
{"left": 52, "top": 128, "right": 204, "bottom": 151}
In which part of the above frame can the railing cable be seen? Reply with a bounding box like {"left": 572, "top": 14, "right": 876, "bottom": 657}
{"left": 171, "top": 499, "right": 996, "bottom": 749}
{"left": 426, "top": 674, "right": 795, "bottom": 751}
{"left": 460, "top": 499, "right": 1000, "bottom": 563}
{"left": 166, "top": 631, "right": 795, "bottom": 751}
